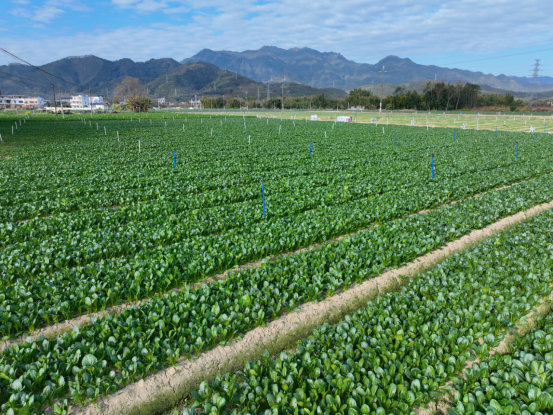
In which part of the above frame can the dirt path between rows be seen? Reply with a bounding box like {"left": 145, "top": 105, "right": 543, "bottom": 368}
{"left": 1, "top": 174, "right": 543, "bottom": 353}
{"left": 67, "top": 200, "right": 553, "bottom": 415}
{"left": 415, "top": 288, "right": 553, "bottom": 415}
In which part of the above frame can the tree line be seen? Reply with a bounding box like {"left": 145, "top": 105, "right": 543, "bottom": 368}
{"left": 113, "top": 76, "right": 527, "bottom": 112}
{"left": 199, "top": 81, "right": 525, "bottom": 111}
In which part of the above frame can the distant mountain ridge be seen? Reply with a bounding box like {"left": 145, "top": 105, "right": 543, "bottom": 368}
{"left": 182, "top": 46, "right": 553, "bottom": 92}
{"left": 0, "top": 56, "right": 345, "bottom": 100}
{"left": 146, "top": 61, "right": 347, "bottom": 100}
{"left": 0, "top": 56, "right": 181, "bottom": 96}
{"left": 1, "top": 48, "right": 551, "bottom": 100}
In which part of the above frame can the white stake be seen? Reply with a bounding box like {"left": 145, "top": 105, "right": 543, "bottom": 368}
{"left": 104, "top": 126, "right": 106, "bottom": 135}
{"left": 139, "top": 140, "right": 141, "bottom": 152}
{"left": 117, "top": 131, "right": 119, "bottom": 141}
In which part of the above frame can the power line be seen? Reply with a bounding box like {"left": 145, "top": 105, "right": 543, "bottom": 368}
{"left": 0, "top": 74, "right": 51, "bottom": 89}
{"left": 440, "top": 47, "right": 553, "bottom": 66}
{"left": 0, "top": 47, "right": 80, "bottom": 86}
{"left": 0, "top": 70, "right": 51, "bottom": 85}
{"left": 428, "top": 39, "right": 553, "bottom": 64}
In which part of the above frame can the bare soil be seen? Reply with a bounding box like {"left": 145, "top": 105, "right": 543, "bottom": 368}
{"left": 68, "top": 200, "right": 553, "bottom": 415}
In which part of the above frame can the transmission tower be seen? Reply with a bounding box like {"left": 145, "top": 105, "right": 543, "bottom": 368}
{"left": 530, "top": 59, "right": 541, "bottom": 108}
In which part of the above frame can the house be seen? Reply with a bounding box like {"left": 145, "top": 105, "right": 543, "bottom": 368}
{"left": 189, "top": 99, "right": 201, "bottom": 109}
{"left": 71, "top": 95, "right": 90, "bottom": 108}
{"left": 0, "top": 91, "right": 26, "bottom": 108}
{"left": 91, "top": 96, "right": 105, "bottom": 109}
{"left": 24, "top": 97, "right": 46, "bottom": 109}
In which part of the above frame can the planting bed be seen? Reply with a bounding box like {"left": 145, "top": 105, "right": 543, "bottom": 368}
{"left": 0, "top": 113, "right": 552, "bottom": 414}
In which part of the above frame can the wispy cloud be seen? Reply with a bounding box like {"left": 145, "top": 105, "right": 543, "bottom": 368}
{"left": 10, "top": 0, "right": 91, "bottom": 23}
{"left": 3, "top": 0, "right": 553, "bottom": 76}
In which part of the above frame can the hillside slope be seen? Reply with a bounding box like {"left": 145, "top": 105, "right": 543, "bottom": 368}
{"left": 183, "top": 46, "right": 553, "bottom": 92}
{"left": 0, "top": 56, "right": 180, "bottom": 96}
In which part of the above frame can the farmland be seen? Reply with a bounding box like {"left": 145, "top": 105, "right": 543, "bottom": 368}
{"left": 0, "top": 112, "right": 553, "bottom": 414}
{"left": 214, "top": 109, "right": 553, "bottom": 134}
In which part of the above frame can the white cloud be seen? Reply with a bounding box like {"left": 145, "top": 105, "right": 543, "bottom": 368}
{"left": 3, "top": 0, "right": 553, "bottom": 76}
{"left": 10, "top": 0, "right": 91, "bottom": 23}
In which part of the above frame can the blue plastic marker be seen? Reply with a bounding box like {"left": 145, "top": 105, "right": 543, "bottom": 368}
{"left": 431, "top": 154, "right": 434, "bottom": 179}
{"left": 516, "top": 143, "right": 518, "bottom": 161}
{"left": 453, "top": 129, "right": 455, "bottom": 141}
{"left": 310, "top": 142, "right": 312, "bottom": 156}
{"left": 394, "top": 134, "right": 396, "bottom": 147}
{"left": 174, "top": 152, "right": 176, "bottom": 170}
{"left": 495, "top": 126, "right": 497, "bottom": 136}
{"left": 262, "top": 180, "right": 266, "bottom": 216}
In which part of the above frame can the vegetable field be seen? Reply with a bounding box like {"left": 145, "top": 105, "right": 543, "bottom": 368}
{"left": 0, "top": 112, "right": 552, "bottom": 414}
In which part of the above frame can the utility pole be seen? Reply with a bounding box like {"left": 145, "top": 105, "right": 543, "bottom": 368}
{"left": 52, "top": 84, "right": 58, "bottom": 120}
{"left": 379, "top": 66, "right": 386, "bottom": 117}
{"left": 59, "top": 86, "right": 65, "bottom": 119}
{"left": 281, "top": 84, "right": 284, "bottom": 113}
{"left": 89, "top": 86, "right": 93, "bottom": 118}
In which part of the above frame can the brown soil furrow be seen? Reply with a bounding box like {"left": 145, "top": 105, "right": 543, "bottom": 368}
{"left": 0, "top": 175, "right": 544, "bottom": 353}
{"left": 415, "top": 288, "right": 553, "bottom": 415}
{"left": 67, "top": 199, "right": 553, "bottom": 415}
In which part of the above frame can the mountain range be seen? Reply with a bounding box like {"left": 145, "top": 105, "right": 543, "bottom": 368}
{"left": 144, "top": 61, "right": 346, "bottom": 100}
{"left": 0, "top": 56, "right": 345, "bottom": 100}
{"left": 183, "top": 46, "right": 553, "bottom": 92}
{"left": 1, "top": 46, "right": 552, "bottom": 100}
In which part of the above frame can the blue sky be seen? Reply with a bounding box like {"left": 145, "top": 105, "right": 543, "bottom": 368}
{"left": 1, "top": 0, "right": 552, "bottom": 78}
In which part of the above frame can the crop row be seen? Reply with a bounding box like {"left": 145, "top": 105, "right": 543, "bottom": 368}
{"left": 1, "top": 118, "right": 549, "bottom": 220}
{"left": 2, "top": 148, "right": 552, "bottom": 280}
{"left": 5, "top": 164, "right": 553, "bottom": 337}
{"left": 1, "top": 171, "right": 553, "bottom": 413}
{"left": 189, "top": 204, "right": 553, "bottom": 414}
{"left": 449, "top": 312, "right": 553, "bottom": 414}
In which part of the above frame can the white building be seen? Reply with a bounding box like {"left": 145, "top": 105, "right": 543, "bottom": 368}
{"left": 158, "top": 97, "right": 166, "bottom": 105}
{"left": 24, "top": 97, "right": 46, "bottom": 109}
{"left": 71, "top": 95, "right": 90, "bottom": 108}
{"left": 189, "top": 99, "right": 201, "bottom": 109}
{"left": 0, "top": 93, "right": 26, "bottom": 108}
{"left": 91, "top": 96, "right": 104, "bottom": 108}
